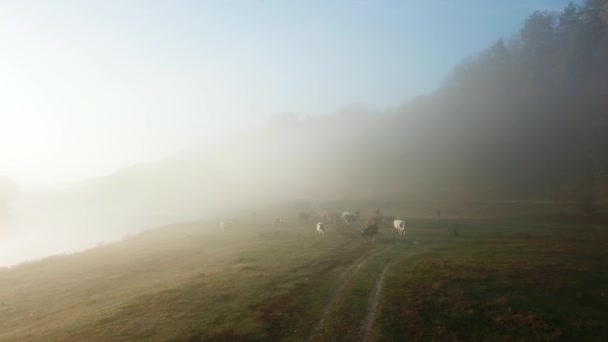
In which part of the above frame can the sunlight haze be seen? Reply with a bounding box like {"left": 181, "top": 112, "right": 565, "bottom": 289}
{"left": 2, "top": 2, "right": 608, "bottom": 339}
{"left": 0, "top": 0, "right": 572, "bottom": 186}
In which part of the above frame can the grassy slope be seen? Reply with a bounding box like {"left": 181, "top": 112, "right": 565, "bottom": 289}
{"left": 375, "top": 219, "right": 608, "bottom": 341}
{"left": 1, "top": 215, "right": 607, "bottom": 341}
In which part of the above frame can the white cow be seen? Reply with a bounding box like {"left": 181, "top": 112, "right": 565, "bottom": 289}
{"left": 316, "top": 222, "right": 325, "bottom": 236}
{"left": 341, "top": 211, "right": 359, "bottom": 225}
{"left": 220, "top": 221, "right": 226, "bottom": 233}
{"left": 393, "top": 219, "right": 406, "bottom": 236}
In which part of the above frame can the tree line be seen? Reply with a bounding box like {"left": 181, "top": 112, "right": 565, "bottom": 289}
{"left": 375, "top": 0, "right": 608, "bottom": 208}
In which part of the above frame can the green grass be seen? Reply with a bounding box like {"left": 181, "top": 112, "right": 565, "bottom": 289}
{"left": 317, "top": 251, "right": 390, "bottom": 341}
{"left": 374, "top": 220, "right": 608, "bottom": 341}
{"left": 1, "top": 215, "right": 607, "bottom": 341}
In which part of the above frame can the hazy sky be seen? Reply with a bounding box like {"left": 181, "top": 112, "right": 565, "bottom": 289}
{"left": 0, "top": 0, "right": 574, "bottom": 187}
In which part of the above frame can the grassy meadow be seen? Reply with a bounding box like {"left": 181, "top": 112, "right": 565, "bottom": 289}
{"left": 1, "top": 209, "right": 607, "bottom": 341}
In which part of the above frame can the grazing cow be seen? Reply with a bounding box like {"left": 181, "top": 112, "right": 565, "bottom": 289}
{"left": 341, "top": 210, "right": 360, "bottom": 225}
{"left": 298, "top": 212, "right": 312, "bottom": 221}
{"left": 361, "top": 223, "right": 379, "bottom": 242}
{"left": 342, "top": 213, "right": 356, "bottom": 224}
{"left": 393, "top": 219, "right": 406, "bottom": 236}
{"left": 316, "top": 222, "right": 325, "bottom": 236}
{"left": 433, "top": 209, "right": 441, "bottom": 221}
{"left": 274, "top": 218, "right": 283, "bottom": 228}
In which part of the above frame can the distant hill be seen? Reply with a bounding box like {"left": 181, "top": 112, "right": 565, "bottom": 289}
{"left": 10, "top": 1, "right": 607, "bottom": 241}
{"left": 86, "top": 1, "right": 608, "bottom": 207}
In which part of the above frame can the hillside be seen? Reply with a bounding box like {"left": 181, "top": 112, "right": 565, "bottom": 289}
{"left": 1, "top": 211, "right": 607, "bottom": 341}
{"left": 30, "top": 1, "right": 608, "bottom": 218}
{"left": 3, "top": 1, "right": 608, "bottom": 268}
{"left": 3, "top": 1, "right": 608, "bottom": 340}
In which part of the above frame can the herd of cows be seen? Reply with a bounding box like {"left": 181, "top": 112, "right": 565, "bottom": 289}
{"left": 310, "top": 209, "right": 437, "bottom": 242}
{"left": 219, "top": 209, "right": 441, "bottom": 243}
{"left": 331, "top": 211, "right": 408, "bottom": 242}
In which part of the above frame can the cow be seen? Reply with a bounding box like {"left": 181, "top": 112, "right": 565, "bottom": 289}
{"left": 316, "top": 222, "right": 325, "bottom": 236}
{"left": 432, "top": 209, "right": 441, "bottom": 221}
{"left": 220, "top": 221, "right": 226, "bottom": 233}
{"left": 361, "top": 223, "right": 379, "bottom": 242}
{"left": 274, "top": 218, "right": 283, "bottom": 228}
{"left": 341, "top": 210, "right": 360, "bottom": 225}
{"left": 393, "top": 219, "right": 406, "bottom": 236}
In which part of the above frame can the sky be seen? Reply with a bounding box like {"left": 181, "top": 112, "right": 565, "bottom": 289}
{"left": 0, "top": 0, "right": 575, "bottom": 187}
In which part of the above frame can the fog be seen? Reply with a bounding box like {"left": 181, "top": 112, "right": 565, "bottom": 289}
{"left": 1, "top": 110, "right": 428, "bottom": 267}
{"left": 2, "top": 0, "right": 607, "bottom": 267}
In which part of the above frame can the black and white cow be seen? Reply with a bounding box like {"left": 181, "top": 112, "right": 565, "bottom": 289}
{"left": 316, "top": 222, "right": 325, "bottom": 236}
{"left": 393, "top": 219, "right": 406, "bottom": 236}
{"left": 361, "top": 223, "right": 379, "bottom": 242}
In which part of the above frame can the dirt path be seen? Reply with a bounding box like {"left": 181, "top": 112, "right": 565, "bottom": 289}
{"left": 308, "top": 254, "right": 370, "bottom": 341}
{"left": 359, "top": 260, "right": 391, "bottom": 342}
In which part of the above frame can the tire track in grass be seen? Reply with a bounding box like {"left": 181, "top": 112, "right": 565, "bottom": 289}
{"left": 308, "top": 254, "right": 371, "bottom": 341}
{"left": 359, "top": 259, "right": 392, "bottom": 342}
